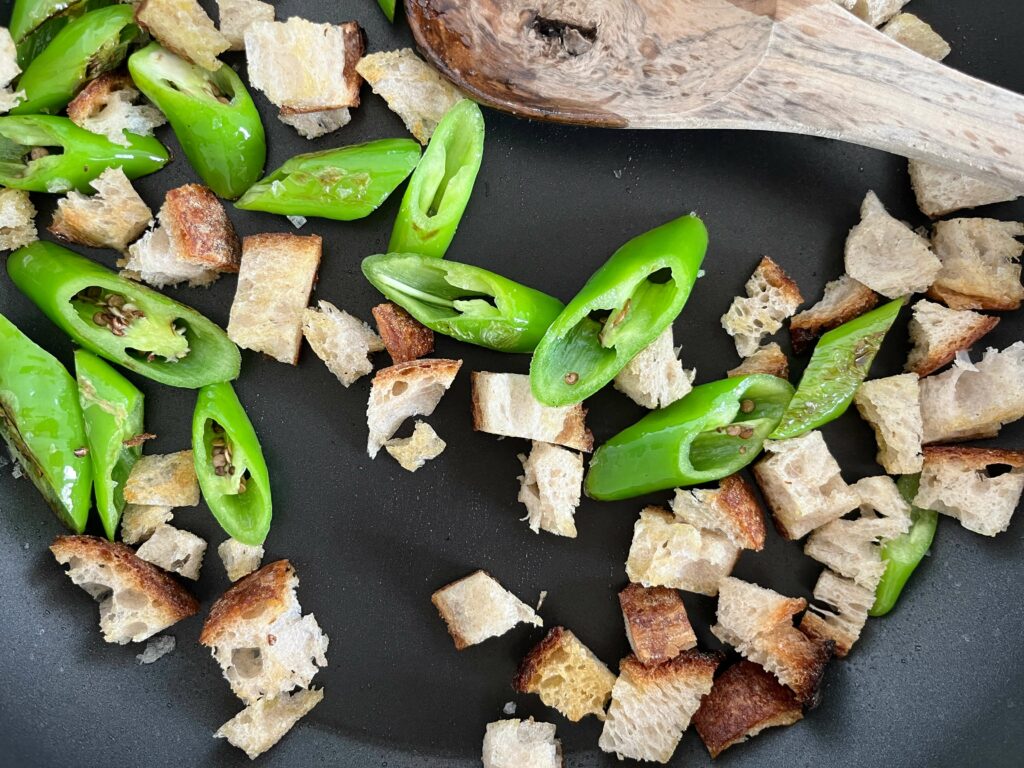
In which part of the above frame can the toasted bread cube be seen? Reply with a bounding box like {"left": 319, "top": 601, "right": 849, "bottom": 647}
{"left": 618, "top": 583, "right": 696, "bottom": 666}
{"left": 599, "top": 651, "right": 719, "bottom": 763}
{"left": 514, "top": 627, "right": 616, "bottom": 722}
{"left": 66, "top": 71, "right": 166, "bottom": 147}
{"left": 302, "top": 301, "right": 384, "bottom": 387}
{"left": 228, "top": 233, "right": 322, "bottom": 364}
{"left": 721, "top": 256, "right": 803, "bottom": 357}
{"left": 928, "top": 218, "right": 1024, "bottom": 311}
{"left": 0, "top": 28, "right": 23, "bottom": 112}
{"left": 120, "top": 504, "right": 174, "bottom": 545}
{"left": 136, "top": 523, "right": 207, "bottom": 580}
{"left": 909, "top": 161, "right": 1020, "bottom": 219}
{"left": 799, "top": 570, "right": 874, "bottom": 657}
{"left": 471, "top": 372, "right": 593, "bottom": 452}
{"left": 201, "top": 560, "right": 329, "bottom": 704}
{"left": 51, "top": 167, "right": 151, "bottom": 253}
{"left": 124, "top": 451, "right": 200, "bottom": 507}
{"left": 0, "top": 187, "right": 37, "bottom": 251}
{"left": 482, "top": 719, "right": 562, "bottom": 768}
{"left": 135, "top": 0, "right": 230, "bottom": 71}
{"left": 385, "top": 420, "right": 446, "bottom": 472}
{"left": 367, "top": 359, "right": 462, "bottom": 458}
{"left": 692, "top": 660, "right": 803, "bottom": 758}
{"left": 726, "top": 343, "right": 789, "bottom": 379}
{"left": 216, "top": 0, "right": 274, "bottom": 50}
{"left": 372, "top": 302, "right": 435, "bottom": 364}
{"left": 431, "top": 570, "right": 541, "bottom": 650}
{"left": 517, "top": 441, "right": 583, "bottom": 538}
{"left": 50, "top": 535, "right": 199, "bottom": 644}
{"left": 613, "top": 327, "right": 695, "bottom": 409}
{"left": 671, "top": 474, "right": 766, "bottom": 551}
{"left": 915, "top": 446, "right": 1024, "bottom": 536}
{"left": 789, "top": 275, "right": 878, "bottom": 354}
{"left": 851, "top": 0, "right": 908, "bottom": 26}
{"left": 880, "top": 13, "right": 950, "bottom": 60}
{"left": 277, "top": 107, "right": 352, "bottom": 139}
{"left": 854, "top": 373, "right": 924, "bottom": 473}
{"left": 218, "top": 538, "right": 264, "bottom": 582}
{"left": 216, "top": 688, "right": 323, "bottom": 760}
{"left": 906, "top": 299, "right": 1000, "bottom": 376}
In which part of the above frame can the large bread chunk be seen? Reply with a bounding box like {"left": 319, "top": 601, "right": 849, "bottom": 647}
{"left": 471, "top": 372, "right": 593, "bottom": 451}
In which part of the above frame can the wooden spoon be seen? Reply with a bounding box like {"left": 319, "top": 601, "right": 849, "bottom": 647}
{"left": 406, "top": 0, "right": 1024, "bottom": 189}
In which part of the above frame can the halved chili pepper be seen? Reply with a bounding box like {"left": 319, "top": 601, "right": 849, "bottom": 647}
{"left": 0, "top": 115, "right": 169, "bottom": 193}
{"left": 128, "top": 42, "right": 266, "bottom": 200}
{"left": 192, "top": 381, "right": 272, "bottom": 546}
{"left": 11, "top": 0, "right": 113, "bottom": 68}
{"left": 869, "top": 474, "right": 938, "bottom": 617}
{"left": 235, "top": 138, "right": 421, "bottom": 220}
{"left": 74, "top": 349, "right": 144, "bottom": 540}
{"left": 11, "top": 5, "right": 142, "bottom": 115}
{"left": 0, "top": 312, "right": 92, "bottom": 532}
{"left": 376, "top": 0, "right": 396, "bottom": 22}
{"left": 585, "top": 374, "right": 794, "bottom": 501}
{"left": 8, "top": 241, "right": 241, "bottom": 389}
{"left": 389, "top": 99, "right": 485, "bottom": 258}
{"left": 530, "top": 215, "right": 708, "bottom": 407}
{"left": 362, "top": 252, "right": 565, "bottom": 353}
{"left": 770, "top": 298, "right": 903, "bottom": 440}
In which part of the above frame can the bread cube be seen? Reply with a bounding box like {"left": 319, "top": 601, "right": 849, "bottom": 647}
{"left": 613, "top": 326, "right": 694, "bottom": 409}
{"left": 726, "top": 342, "right": 789, "bottom": 379}
{"left": 367, "top": 359, "right": 462, "bottom": 457}
{"left": 0, "top": 187, "right": 37, "bottom": 251}
{"left": 671, "top": 474, "right": 766, "bottom": 551}
{"left": 302, "top": 301, "right": 384, "bottom": 387}
{"left": 51, "top": 167, "right": 151, "bottom": 253}
{"left": 124, "top": 451, "right": 200, "bottom": 507}
{"left": 66, "top": 71, "right": 166, "bottom": 147}
{"left": 517, "top": 441, "right": 583, "bottom": 538}
{"left": 799, "top": 570, "right": 875, "bottom": 657}
{"left": 928, "top": 218, "right": 1024, "bottom": 311}
{"left": 854, "top": 373, "right": 924, "bottom": 473}
{"left": 372, "top": 302, "right": 435, "bottom": 364}
{"left": 482, "top": 719, "right": 561, "bottom": 768}
{"left": 135, "top": 0, "right": 230, "bottom": 71}
{"left": 431, "top": 570, "right": 541, "bottom": 650}
{"left": 136, "top": 523, "right": 207, "bottom": 580}
{"left": 789, "top": 275, "right": 878, "bottom": 354}
{"left": 216, "top": 688, "right": 323, "bottom": 759}
{"left": 471, "top": 372, "right": 593, "bottom": 451}
{"left": 909, "top": 160, "right": 1020, "bottom": 219}
{"left": 218, "top": 538, "right": 264, "bottom": 582}
{"left": 721, "top": 256, "right": 803, "bottom": 357}
{"left": 216, "top": 0, "right": 274, "bottom": 50}
{"left": 385, "top": 420, "right": 446, "bottom": 472}
{"left": 120, "top": 504, "right": 174, "bottom": 545}
{"left": 618, "top": 583, "right": 696, "bottom": 667}
{"left": 905, "top": 299, "right": 1000, "bottom": 376}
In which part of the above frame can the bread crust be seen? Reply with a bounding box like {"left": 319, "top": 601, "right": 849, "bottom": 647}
{"left": 66, "top": 71, "right": 133, "bottom": 123}
{"left": 906, "top": 307, "right": 999, "bottom": 377}
{"left": 163, "top": 184, "right": 241, "bottom": 271}
{"left": 756, "top": 256, "right": 803, "bottom": 308}
{"left": 716, "top": 474, "right": 766, "bottom": 551}
{"left": 726, "top": 343, "right": 789, "bottom": 379}
{"left": 372, "top": 302, "right": 434, "bottom": 364}
{"left": 618, "top": 584, "right": 696, "bottom": 666}
{"left": 789, "top": 277, "right": 879, "bottom": 355}
{"left": 513, "top": 626, "right": 568, "bottom": 693}
{"left": 620, "top": 648, "right": 720, "bottom": 683}
{"left": 374, "top": 358, "right": 462, "bottom": 389}
{"left": 200, "top": 559, "right": 293, "bottom": 646}
{"left": 922, "top": 445, "right": 1024, "bottom": 471}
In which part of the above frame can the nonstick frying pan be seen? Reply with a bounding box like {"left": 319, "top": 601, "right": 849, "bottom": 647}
{"left": 0, "top": 1, "right": 1021, "bottom": 766}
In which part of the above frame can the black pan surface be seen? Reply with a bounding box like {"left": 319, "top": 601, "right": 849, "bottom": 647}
{"left": 0, "top": 1, "right": 1022, "bottom": 766}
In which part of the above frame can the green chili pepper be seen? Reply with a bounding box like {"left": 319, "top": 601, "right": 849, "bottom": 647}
{"left": 530, "top": 215, "right": 708, "bottom": 407}
{"left": 585, "top": 374, "right": 794, "bottom": 501}
{"left": 376, "top": 0, "right": 396, "bottom": 22}
{"left": 770, "top": 298, "right": 902, "bottom": 440}
{"left": 0, "top": 115, "right": 169, "bottom": 193}
{"left": 235, "top": 138, "right": 421, "bottom": 220}
{"left": 8, "top": 242, "right": 241, "bottom": 389}
{"left": 0, "top": 313, "right": 92, "bottom": 532}
{"left": 74, "top": 349, "right": 144, "bottom": 541}
{"left": 192, "top": 382, "right": 272, "bottom": 546}
{"left": 12, "top": 0, "right": 114, "bottom": 69}
{"left": 361, "top": 252, "right": 565, "bottom": 353}
{"left": 388, "top": 99, "right": 485, "bottom": 258}
{"left": 128, "top": 43, "right": 266, "bottom": 200}
{"left": 870, "top": 474, "right": 938, "bottom": 617}
{"left": 11, "top": 5, "right": 142, "bottom": 116}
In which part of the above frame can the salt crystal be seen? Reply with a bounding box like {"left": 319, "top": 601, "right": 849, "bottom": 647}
{"left": 287, "top": 215, "right": 307, "bottom": 229}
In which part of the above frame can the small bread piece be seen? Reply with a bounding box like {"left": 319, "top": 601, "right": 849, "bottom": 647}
{"left": 120, "top": 504, "right": 174, "bottom": 545}
{"left": 919, "top": 342, "right": 1024, "bottom": 443}
{"left": 0, "top": 188, "right": 37, "bottom": 251}
{"left": 367, "top": 359, "right": 462, "bottom": 458}
{"left": 789, "top": 275, "right": 878, "bottom": 354}
{"left": 799, "top": 570, "right": 874, "bottom": 657}
{"left": 482, "top": 719, "right": 562, "bottom": 768}
{"left": 302, "top": 301, "right": 384, "bottom": 387}
{"left": 135, "top": 0, "right": 230, "bottom": 71}
{"left": 613, "top": 327, "right": 695, "bottom": 409}
{"left": 385, "top": 420, "right": 446, "bottom": 472}
{"left": 50, "top": 535, "right": 199, "bottom": 644}
{"left": 50, "top": 167, "right": 151, "bottom": 253}
{"left": 726, "top": 343, "right": 789, "bottom": 379}
{"left": 513, "top": 627, "right": 616, "bottom": 722}
{"left": 228, "top": 234, "right": 322, "bottom": 365}
{"left": 218, "top": 538, "right": 264, "bottom": 582}
{"left": 905, "top": 299, "right": 1000, "bottom": 376}
{"left": 599, "top": 651, "right": 720, "bottom": 763}
{"left": 618, "top": 584, "right": 697, "bottom": 667}
{"left": 0, "top": 28, "right": 23, "bottom": 113}
{"left": 754, "top": 431, "right": 860, "bottom": 540}
{"left": 854, "top": 373, "right": 924, "bottom": 474}
{"left": 123, "top": 451, "right": 200, "bottom": 507}
{"left": 200, "top": 560, "right": 329, "bottom": 704}
{"left": 844, "top": 190, "right": 941, "bottom": 298}
{"left": 880, "top": 14, "right": 951, "bottom": 60}
{"left": 711, "top": 577, "right": 833, "bottom": 703}
{"left": 216, "top": 688, "right": 323, "bottom": 760}
{"left": 909, "top": 161, "right": 1020, "bottom": 219}
{"left": 692, "top": 660, "right": 803, "bottom": 758}
{"left": 721, "top": 256, "right": 803, "bottom": 357}
{"left": 278, "top": 107, "right": 352, "bottom": 139}
{"left": 915, "top": 446, "right": 1024, "bottom": 536}
{"left": 66, "top": 71, "right": 166, "bottom": 147}
{"left": 136, "top": 524, "right": 207, "bottom": 581}
{"left": 356, "top": 49, "right": 464, "bottom": 144}
{"left": 850, "top": 0, "right": 908, "bottom": 26}
{"left": 471, "top": 372, "right": 593, "bottom": 452}
{"left": 372, "top": 302, "right": 435, "bottom": 364}
{"left": 216, "top": 0, "right": 274, "bottom": 51}
{"left": 671, "top": 474, "right": 766, "bottom": 551}
{"left": 928, "top": 218, "right": 1024, "bottom": 311}
{"left": 431, "top": 570, "right": 541, "bottom": 650}
{"left": 517, "top": 441, "right": 583, "bottom": 538}
{"left": 626, "top": 507, "right": 739, "bottom": 597}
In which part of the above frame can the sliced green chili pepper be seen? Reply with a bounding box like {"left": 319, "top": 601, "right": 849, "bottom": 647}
{"left": 0, "top": 313, "right": 92, "bottom": 532}
{"left": 8, "top": 242, "right": 241, "bottom": 389}
{"left": 586, "top": 374, "right": 794, "bottom": 501}
{"left": 376, "top": 0, "right": 396, "bottom": 22}
{"left": 0, "top": 115, "right": 169, "bottom": 193}
{"left": 389, "top": 99, "right": 485, "bottom": 258}
{"left": 192, "top": 382, "right": 272, "bottom": 546}
{"left": 129, "top": 43, "right": 266, "bottom": 200}
{"left": 235, "top": 138, "right": 421, "bottom": 220}
{"left": 770, "top": 298, "right": 902, "bottom": 440}
{"left": 361, "top": 252, "right": 565, "bottom": 353}
{"left": 74, "top": 349, "right": 144, "bottom": 541}
{"left": 12, "top": 0, "right": 114, "bottom": 69}
{"left": 530, "top": 215, "right": 708, "bottom": 407}
{"left": 11, "top": 5, "right": 142, "bottom": 116}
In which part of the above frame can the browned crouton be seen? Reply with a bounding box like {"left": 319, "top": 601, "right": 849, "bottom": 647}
{"left": 727, "top": 343, "right": 789, "bottom": 379}
{"left": 618, "top": 583, "right": 696, "bottom": 666}
{"left": 789, "top": 275, "right": 878, "bottom": 354}
{"left": 372, "top": 302, "right": 435, "bottom": 363}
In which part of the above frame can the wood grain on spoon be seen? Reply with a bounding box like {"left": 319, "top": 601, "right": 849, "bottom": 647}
{"left": 407, "top": 0, "right": 1024, "bottom": 189}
